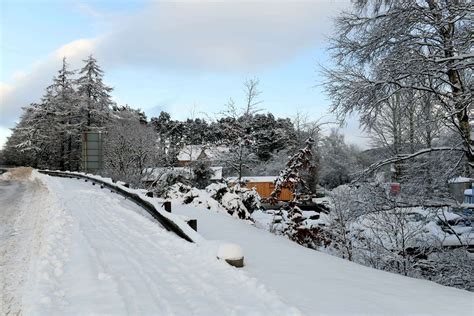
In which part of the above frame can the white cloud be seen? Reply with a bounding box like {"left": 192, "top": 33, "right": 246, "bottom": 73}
{"left": 0, "top": 39, "right": 96, "bottom": 129}
{"left": 96, "top": 0, "right": 348, "bottom": 70}
{"left": 0, "top": 0, "right": 350, "bottom": 143}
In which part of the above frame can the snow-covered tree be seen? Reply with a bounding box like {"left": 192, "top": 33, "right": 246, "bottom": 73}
{"left": 76, "top": 55, "right": 113, "bottom": 128}
{"left": 102, "top": 108, "right": 158, "bottom": 186}
{"left": 3, "top": 58, "right": 83, "bottom": 170}
{"left": 319, "top": 129, "right": 361, "bottom": 189}
{"left": 323, "top": 0, "right": 473, "bottom": 173}
{"left": 50, "top": 57, "right": 82, "bottom": 170}
{"left": 271, "top": 138, "right": 316, "bottom": 202}
{"left": 191, "top": 160, "right": 213, "bottom": 189}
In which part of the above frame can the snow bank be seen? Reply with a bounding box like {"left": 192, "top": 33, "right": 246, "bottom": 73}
{"left": 166, "top": 182, "right": 260, "bottom": 220}
{"left": 173, "top": 203, "right": 474, "bottom": 315}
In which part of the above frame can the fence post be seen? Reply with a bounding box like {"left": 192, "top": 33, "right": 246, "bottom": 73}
{"left": 186, "top": 219, "right": 197, "bottom": 231}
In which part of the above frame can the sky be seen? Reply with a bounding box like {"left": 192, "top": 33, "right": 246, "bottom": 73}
{"left": 0, "top": 0, "right": 369, "bottom": 149}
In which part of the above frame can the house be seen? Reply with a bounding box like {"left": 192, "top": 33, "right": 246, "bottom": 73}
{"left": 448, "top": 177, "right": 473, "bottom": 203}
{"left": 227, "top": 176, "right": 294, "bottom": 201}
{"left": 177, "top": 145, "right": 229, "bottom": 167}
{"left": 464, "top": 187, "right": 473, "bottom": 204}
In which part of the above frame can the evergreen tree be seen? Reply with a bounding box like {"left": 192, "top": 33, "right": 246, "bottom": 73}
{"left": 49, "top": 57, "right": 82, "bottom": 170}
{"left": 271, "top": 137, "right": 315, "bottom": 202}
{"left": 76, "top": 55, "right": 113, "bottom": 129}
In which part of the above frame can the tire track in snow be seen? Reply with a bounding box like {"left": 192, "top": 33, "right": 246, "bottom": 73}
{"left": 42, "top": 176, "right": 300, "bottom": 315}
{"left": 1, "top": 171, "right": 73, "bottom": 315}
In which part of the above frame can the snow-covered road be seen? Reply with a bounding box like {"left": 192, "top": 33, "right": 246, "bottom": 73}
{"left": 1, "top": 169, "right": 298, "bottom": 315}
{"left": 1, "top": 169, "right": 55, "bottom": 315}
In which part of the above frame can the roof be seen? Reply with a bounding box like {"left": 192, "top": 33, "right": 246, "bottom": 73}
{"left": 177, "top": 145, "right": 229, "bottom": 161}
{"left": 228, "top": 176, "right": 277, "bottom": 183}
{"left": 177, "top": 145, "right": 204, "bottom": 161}
{"left": 448, "top": 177, "right": 473, "bottom": 184}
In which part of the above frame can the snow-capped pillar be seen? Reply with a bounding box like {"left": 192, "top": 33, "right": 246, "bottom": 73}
{"left": 217, "top": 244, "right": 244, "bottom": 268}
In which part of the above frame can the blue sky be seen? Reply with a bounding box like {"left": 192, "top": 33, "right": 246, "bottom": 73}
{"left": 0, "top": 0, "right": 368, "bottom": 149}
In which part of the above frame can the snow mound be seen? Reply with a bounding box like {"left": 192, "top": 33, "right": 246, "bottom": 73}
{"left": 1, "top": 167, "right": 34, "bottom": 180}
{"left": 217, "top": 243, "right": 243, "bottom": 260}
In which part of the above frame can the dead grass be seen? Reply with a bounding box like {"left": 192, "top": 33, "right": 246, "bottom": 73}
{"left": 4, "top": 167, "right": 34, "bottom": 180}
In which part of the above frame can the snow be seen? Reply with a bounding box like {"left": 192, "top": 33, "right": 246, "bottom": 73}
{"left": 177, "top": 145, "right": 229, "bottom": 162}
{"left": 48, "top": 169, "right": 203, "bottom": 244}
{"left": 442, "top": 233, "right": 474, "bottom": 246}
{"left": 437, "top": 209, "right": 462, "bottom": 222}
{"left": 227, "top": 176, "right": 277, "bottom": 183}
{"left": 2, "top": 168, "right": 473, "bottom": 315}
{"left": 217, "top": 243, "right": 244, "bottom": 260}
{"left": 172, "top": 203, "right": 474, "bottom": 315}
{"left": 2, "top": 169, "right": 298, "bottom": 315}
{"left": 142, "top": 166, "right": 223, "bottom": 181}
{"left": 449, "top": 176, "right": 472, "bottom": 183}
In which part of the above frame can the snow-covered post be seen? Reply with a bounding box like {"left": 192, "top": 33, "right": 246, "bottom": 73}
{"left": 217, "top": 243, "right": 244, "bottom": 268}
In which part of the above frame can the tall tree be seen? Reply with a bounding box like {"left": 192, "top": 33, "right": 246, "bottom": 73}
{"left": 323, "top": 0, "right": 473, "bottom": 174}
{"left": 50, "top": 57, "right": 81, "bottom": 170}
{"left": 76, "top": 55, "right": 113, "bottom": 128}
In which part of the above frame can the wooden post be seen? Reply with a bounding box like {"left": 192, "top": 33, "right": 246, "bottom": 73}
{"left": 186, "top": 219, "right": 197, "bottom": 231}
{"left": 163, "top": 201, "right": 172, "bottom": 212}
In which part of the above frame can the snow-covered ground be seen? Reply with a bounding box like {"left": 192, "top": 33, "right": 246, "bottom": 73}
{"left": 1, "top": 169, "right": 297, "bottom": 315}
{"left": 173, "top": 203, "right": 474, "bottom": 315}
{"left": 1, "top": 168, "right": 473, "bottom": 315}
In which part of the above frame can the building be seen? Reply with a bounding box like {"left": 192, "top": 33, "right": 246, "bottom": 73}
{"left": 177, "top": 145, "right": 229, "bottom": 167}
{"left": 464, "top": 187, "right": 473, "bottom": 204}
{"left": 448, "top": 177, "right": 473, "bottom": 203}
{"left": 228, "top": 176, "right": 294, "bottom": 201}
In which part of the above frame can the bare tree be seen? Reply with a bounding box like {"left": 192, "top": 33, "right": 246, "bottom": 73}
{"left": 323, "top": 0, "right": 473, "bottom": 173}
{"left": 243, "top": 78, "right": 263, "bottom": 118}
{"left": 103, "top": 111, "right": 159, "bottom": 186}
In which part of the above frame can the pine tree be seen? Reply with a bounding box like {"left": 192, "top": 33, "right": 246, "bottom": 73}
{"left": 76, "top": 55, "right": 113, "bottom": 129}
{"left": 271, "top": 137, "right": 315, "bottom": 202}
{"left": 49, "top": 57, "right": 82, "bottom": 170}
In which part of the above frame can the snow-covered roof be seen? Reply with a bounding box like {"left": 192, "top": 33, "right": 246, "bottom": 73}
{"left": 142, "top": 167, "right": 223, "bottom": 181}
{"left": 448, "top": 176, "right": 472, "bottom": 184}
{"left": 228, "top": 176, "right": 277, "bottom": 183}
{"left": 211, "top": 167, "right": 223, "bottom": 180}
{"left": 177, "top": 145, "right": 229, "bottom": 161}
{"left": 177, "top": 145, "right": 204, "bottom": 161}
